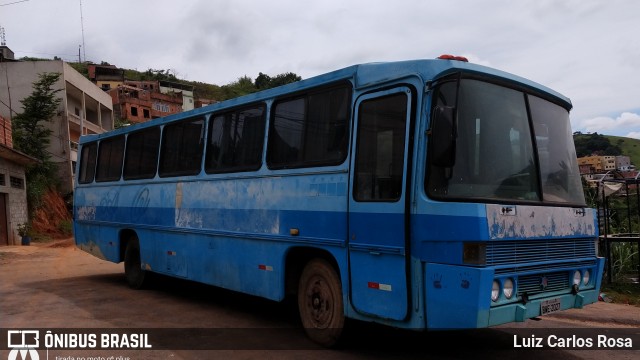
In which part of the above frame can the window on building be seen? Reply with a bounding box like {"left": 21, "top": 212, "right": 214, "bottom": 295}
{"left": 10, "top": 176, "right": 24, "bottom": 189}
{"left": 152, "top": 103, "right": 170, "bottom": 113}
{"left": 131, "top": 107, "right": 139, "bottom": 117}
{"left": 0, "top": 173, "right": 5, "bottom": 186}
{"left": 143, "top": 109, "right": 150, "bottom": 119}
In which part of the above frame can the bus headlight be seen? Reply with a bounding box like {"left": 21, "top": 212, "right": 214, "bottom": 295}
{"left": 583, "top": 270, "right": 590, "bottom": 285}
{"left": 491, "top": 280, "right": 500, "bottom": 302}
{"left": 503, "top": 278, "right": 514, "bottom": 299}
{"left": 572, "top": 270, "right": 581, "bottom": 286}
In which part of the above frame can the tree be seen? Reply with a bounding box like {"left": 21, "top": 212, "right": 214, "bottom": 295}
{"left": 255, "top": 72, "right": 272, "bottom": 90}
{"left": 221, "top": 75, "right": 257, "bottom": 99}
{"left": 141, "top": 68, "right": 179, "bottom": 82}
{"left": 573, "top": 133, "right": 622, "bottom": 157}
{"left": 12, "top": 72, "right": 62, "bottom": 213}
{"left": 114, "top": 117, "right": 131, "bottom": 129}
{"left": 269, "top": 72, "right": 302, "bottom": 88}
{"left": 255, "top": 72, "right": 301, "bottom": 90}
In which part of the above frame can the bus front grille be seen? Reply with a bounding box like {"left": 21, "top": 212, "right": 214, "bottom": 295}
{"left": 486, "top": 238, "right": 595, "bottom": 267}
{"left": 516, "top": 271, "right": 569, "bottom": 295}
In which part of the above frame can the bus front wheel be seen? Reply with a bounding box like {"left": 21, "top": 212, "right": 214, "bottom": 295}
{"left": 297, "top": 258, "right": 345, "bottom": 347}
{"left": 124, "top": 238, "right": 147, "bottom": 289}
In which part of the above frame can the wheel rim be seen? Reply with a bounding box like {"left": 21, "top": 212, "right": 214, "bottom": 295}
{"left": 304, "top": 275, "right": 335, "bottom": 329}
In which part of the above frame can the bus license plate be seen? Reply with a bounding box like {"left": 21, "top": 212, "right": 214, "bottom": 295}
{"left": 540, "top": 298, "right": 561, "bottom": 315}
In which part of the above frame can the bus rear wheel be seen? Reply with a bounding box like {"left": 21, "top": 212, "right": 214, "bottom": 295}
{"left": 124, "top": 237, "right": 147, "bottom": 289}
{"left": 297, "top": 258, "right": 345, "bottom": 347}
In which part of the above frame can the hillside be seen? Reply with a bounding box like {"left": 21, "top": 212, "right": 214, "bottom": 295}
{"left": 67, "top": 62, "right": 300, "bottom": 102}
{"left": 604, "top": 135, "right": 640, "bottom": 168}
{"left": 573, "top": 133, "right": 640, "bottom": 167}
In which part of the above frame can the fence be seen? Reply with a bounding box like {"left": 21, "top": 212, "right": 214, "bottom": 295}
{"left": 596, "top": 171, "right": 640, "bottom": 284}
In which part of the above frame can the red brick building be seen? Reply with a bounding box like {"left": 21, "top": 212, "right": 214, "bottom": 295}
{"left": 0, "top": 114, "right": 12, "bottom": 148}
{"left": 108, "top": 81, "right": 183, "bottom": 124}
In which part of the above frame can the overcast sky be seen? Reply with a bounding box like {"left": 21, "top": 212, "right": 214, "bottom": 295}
{"left": 2, "top": 0, "right": 639, "bottom": 138}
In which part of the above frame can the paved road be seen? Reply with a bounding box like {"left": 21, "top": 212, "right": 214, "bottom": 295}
{"left": 1, "top": 240, "right": 638, "bottom": 359}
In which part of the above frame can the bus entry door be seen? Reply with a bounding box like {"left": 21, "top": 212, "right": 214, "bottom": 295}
{"left": 348, "top": 87, "right": 412, "bottom": 321}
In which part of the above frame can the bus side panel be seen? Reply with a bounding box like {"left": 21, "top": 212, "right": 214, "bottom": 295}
{"left": 74, "top": 188, "right": 122, "bottom": 263}
{"left": 136, "top": 229, "right": 292, "bottom": 301}
{"left": 74, "top": 222, "right": 121, "bottom": 262}
{"left": 349, "top": 249, "right": 408, "bottom": 320}
{"left": 74, "top": 172, "right": 349, "bottom": 301}
{"left": 424, "top": 263, "right": 493, "bottom": 329}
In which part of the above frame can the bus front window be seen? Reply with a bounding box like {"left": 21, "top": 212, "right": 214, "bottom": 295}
{"left": 426, "top": 78, "right": 585, "bottom": 206}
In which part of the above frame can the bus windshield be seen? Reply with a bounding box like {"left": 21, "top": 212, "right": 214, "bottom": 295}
{"left": 427, "top": 78, "right": 586, "bottom": 205}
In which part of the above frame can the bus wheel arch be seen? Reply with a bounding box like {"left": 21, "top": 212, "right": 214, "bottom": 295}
{"left": 296, "top": 254, "right": 345, "bottom": 347}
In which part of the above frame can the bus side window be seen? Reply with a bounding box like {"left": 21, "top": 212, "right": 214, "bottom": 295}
{"left": 267, "top": 84, "right": 351, "bottom": 169}
{"left": 354, "top": 93, "right": 408, "bottom": 202}
{"left": 159, "top": 117, "right": 205, "bottom": 177}
{"left": 95, "top": 136, "right": 125, "bottom": 182}
{"left": 205, "top": 105, "right": 265, "bottom": 173}
{"left": 78, "top": 142, "right": 98, "bottom": 184}
{"left": 123, "top": 127, "right": 161, "bottom": 180}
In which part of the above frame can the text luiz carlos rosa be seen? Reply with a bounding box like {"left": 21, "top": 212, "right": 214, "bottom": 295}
{"left": 513, "top": 334, "right": 633, "bottom": 348}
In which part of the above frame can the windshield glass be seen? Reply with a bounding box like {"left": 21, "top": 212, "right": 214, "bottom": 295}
{"left": 426, "top": 78, "right": 586, "bottom": 206}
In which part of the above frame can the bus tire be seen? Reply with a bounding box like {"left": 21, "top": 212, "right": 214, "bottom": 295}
{"left": 297, "top": 258, "right": 345, "bottom": 347}
{"left": 124, "top": 237, "right": 147, "bottom": 289}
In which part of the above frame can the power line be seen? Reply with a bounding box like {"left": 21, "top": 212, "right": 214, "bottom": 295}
{"left": 0, "top": 0, "right": 29, "bottom": 7}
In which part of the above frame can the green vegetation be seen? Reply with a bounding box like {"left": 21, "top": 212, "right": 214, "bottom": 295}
{"left": 600, "top": 282, "right": 640, "bottom": 307}
{"left": 574, "top": 132, "right": 640, "bottom": 167}
{"left": 68, "top": 61, "right": 89, "bottom": 78}
{"left": 607, "top": 135, "right": 640, "bottom": 170}
{"left": 573, "top": 132, "right": 622, "bottom": 157}
{"left": 106, "top": 65, "right": 301, "bottom": 102}
{"left": 575, "top": 133, "right": 639, "bottom": 305}
{"left": 57, "top": 219, "right": 73, "bottom": 236}
{"left": 124, "top": 68, "right": 301, "bottom": 101}
{"left": 12, "top": 72, "right": 62, "bottom": 214}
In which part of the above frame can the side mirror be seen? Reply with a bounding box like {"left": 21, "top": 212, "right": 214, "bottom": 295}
{"left": 430, "top": 106, "right": 456, "bottom": 168}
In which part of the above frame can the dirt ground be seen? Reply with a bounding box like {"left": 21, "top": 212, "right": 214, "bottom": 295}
{"left": 1, "top": 240, "right": 638, "bottom": 360}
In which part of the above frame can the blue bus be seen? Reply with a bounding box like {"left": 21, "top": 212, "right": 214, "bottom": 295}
{"left": 73, "top": 55, "right": 604, "bottom": 346}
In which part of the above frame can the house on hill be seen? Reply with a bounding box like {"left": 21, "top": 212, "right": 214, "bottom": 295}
{"left": 108, "top": 80, "right": 183, "bottom": 124}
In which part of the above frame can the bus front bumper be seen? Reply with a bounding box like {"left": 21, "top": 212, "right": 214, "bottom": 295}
{"left": 424, "top": 258, "right": 604, "bottom": 329}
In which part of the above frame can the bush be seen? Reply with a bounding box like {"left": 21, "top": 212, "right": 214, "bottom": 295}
{"left": 17, "top": 223, "right": 31, "bottom": 237}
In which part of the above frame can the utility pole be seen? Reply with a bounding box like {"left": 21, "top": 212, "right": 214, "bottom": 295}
{"left": 80, "top": 0, "right": 86, "bottom": 62}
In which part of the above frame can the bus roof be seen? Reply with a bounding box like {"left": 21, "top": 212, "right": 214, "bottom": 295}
{"left": 80, "top": 58, "right": 571, "bottom": 143}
